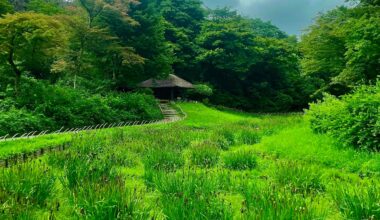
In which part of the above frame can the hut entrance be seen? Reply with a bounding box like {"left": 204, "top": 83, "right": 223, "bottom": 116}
{"left": 138, "top": 74, "right": 194, "bottom": 100}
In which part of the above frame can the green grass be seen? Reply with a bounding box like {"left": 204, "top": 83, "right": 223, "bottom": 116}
{"left": 0, "top": 134, "right": 70, "bottom": 159}
{"left": 0, "top": 102, "right": 379, "bottom": 219}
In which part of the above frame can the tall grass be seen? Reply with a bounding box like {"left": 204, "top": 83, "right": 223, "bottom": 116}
{"left": 153, "top": 170, "right": 233, "bottom": 220}
{"left": 188, "top": 143, "right": 220, "bottom": 168}
{"left": 0, "top": 103, "right": 378, "bottom": 219}
{"left": 240, "top": 181, "right": 327, "bottom": 219}
{"left": 333, "top": 181, "right": 380, "bottom": 219}
{"left": 274, "top": 160, "right": 325, "bottom": 194}
{"left": 222, "top": 149, "right": 257, "bottom": 170}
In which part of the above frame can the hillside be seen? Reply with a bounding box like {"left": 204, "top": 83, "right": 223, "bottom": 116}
{"left": 0, "top": 103, "right": 379, "bottom": 219}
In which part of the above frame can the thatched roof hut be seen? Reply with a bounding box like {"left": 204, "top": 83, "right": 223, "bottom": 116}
{"left": 138, "top": 74, "right": 194, "bottom": 89}
{"left": 138, "top": 74, "right": 194, "bottom": 99}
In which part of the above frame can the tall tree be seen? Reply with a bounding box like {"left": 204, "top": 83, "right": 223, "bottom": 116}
{"left": 105, "top": 0, "right": 174, "bottom": 86}
{"left": 0, "top": 12, "right": 66, "bottom": 94}
{"left": 300, "top": 5, "right": 380, "bottom": 96}
{"left": 197, "top": 8, "right": 309, "bottom": 111}
{"left": 0, "top": 0, "right": 13, "bottom": 16}
{"left": 158, "top": 0, "right": 205, "bottom": 80}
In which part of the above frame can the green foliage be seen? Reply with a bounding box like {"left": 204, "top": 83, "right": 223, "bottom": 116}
{"left": 158, "top": 0, "right": 205, "bottom": 80}
{"left": 26, "top": 0, "right": 63, "bottom": 15}
{"left": 0, "top": 12, "right": 66, "bottom": 91}
{"left": 222, "top": 149, "right": 257, "bottom": 170}
{"left": 0, "top": 108, "right": 53, "bottom": 136}
{"left": 0, "top": 79, "right": 161, "bottom": 136}
{"left": 193, "top": 84, "right": 213, "bottom": 97}
{"left": 0, "top": 0, "right": 13, "bottom": 16}
{"left": 300, "top": 5, "right": 380, "bottom": 95}
{"left": 186, "top": 83, "right": 213, "bottom": 101}
{"left": 196, "top": 8, "right": 310, "bottom": 112}
{"left": 306, "top": 82, "right": 380, "bottom": 150}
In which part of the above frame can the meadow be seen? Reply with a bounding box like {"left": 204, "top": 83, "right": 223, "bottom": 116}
{"left": 0, "top": 103, "right": 379, "bottom": 219}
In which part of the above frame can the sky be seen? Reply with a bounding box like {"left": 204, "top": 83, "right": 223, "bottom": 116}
{"left": 203, "top": 0, "right": 347, "bottom": 36}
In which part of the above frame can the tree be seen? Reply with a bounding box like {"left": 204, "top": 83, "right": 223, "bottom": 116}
{"left": 26, "top": 0, "right": 64, "bottom": 15}
{"left": 0, "top": 13, "right": 66, "bottom": 94}
{"left": 197, "top": 8, "right": 258, "bottom": 76}
{"left": 250, "top": 18, "right": 288, "bottom": 39}
{"left": 106, "top": 0, "right": 174, "bottom": 86}
{"left": 0, "top": 0, "right": 13, "bottom": 16}
{"left": 300, "top": 5, "right": 380, "bottom": 96}
{"left": 158, "top": 0, "right": 205, "bottom": 80}
{"left": 196, "top": 8, "right": 310, "bottom": 111}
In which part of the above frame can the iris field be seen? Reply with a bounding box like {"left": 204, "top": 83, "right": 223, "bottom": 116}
{"left": 0, "top": 103, "right": 379, "bottom": 219}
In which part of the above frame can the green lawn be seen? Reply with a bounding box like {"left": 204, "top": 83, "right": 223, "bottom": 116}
{"left": 1, "top": 103, "right": 379, "bottom": 219}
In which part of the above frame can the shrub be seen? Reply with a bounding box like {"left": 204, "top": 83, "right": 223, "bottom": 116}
{"left": 186, "top": 83, "right": 213, "bottom": 101}
{"left": 0, "top": 108, "right": 54, "bottom": 136}
{"left": 0, "top": 78, "right": 162, "bottom": 135}
{"left": 306, "top": 82, "right": 380, "bottom": 151}
{"left": 222, "top": 150, "right": 257, "bottom": 170}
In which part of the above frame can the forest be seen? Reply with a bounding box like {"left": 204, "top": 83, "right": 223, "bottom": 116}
{"left": 0, "top": 0, "right": 379, "bottom": 135}
{"left": 0, "top": 0, "right": 379, "bottom": 219}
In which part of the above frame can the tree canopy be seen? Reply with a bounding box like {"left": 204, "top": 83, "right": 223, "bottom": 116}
{"left": 0, "top": 0, "right": 378, "bottom": 112}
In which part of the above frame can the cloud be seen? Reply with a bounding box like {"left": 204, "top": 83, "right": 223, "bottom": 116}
{"left": 203, "top": 0, "right": 346, "bottom": 35}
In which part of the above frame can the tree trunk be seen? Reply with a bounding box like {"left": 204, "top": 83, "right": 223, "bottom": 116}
{"left": 74, "top": 74, "right": 77, "bottom": 89}
{"left": 7, "top": 46, "right": 21, "bottom": 95}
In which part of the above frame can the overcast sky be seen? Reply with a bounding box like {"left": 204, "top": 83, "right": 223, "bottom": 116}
{"left": 203, "top": 0, "right": 347, "bottom": 36}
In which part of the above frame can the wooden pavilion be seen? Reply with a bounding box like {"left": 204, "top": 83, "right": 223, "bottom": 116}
{"left": 138, "top": 74, "right": 194, "bottom": 100}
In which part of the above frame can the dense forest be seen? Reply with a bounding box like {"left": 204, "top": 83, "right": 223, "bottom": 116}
{"left": 0, "top": 0, "right": 379, "bottom": 136}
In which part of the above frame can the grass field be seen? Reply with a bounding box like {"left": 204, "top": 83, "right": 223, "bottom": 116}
{"left": 0, "top": 103, "right": 379, "bottom": 219}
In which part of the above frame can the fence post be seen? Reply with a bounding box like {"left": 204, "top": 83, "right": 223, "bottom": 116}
{"left": 20, "top": 133, "right": 28, "bottom": 138}
{"left": 55, "top": 127, "right": 64, "bottom": 134}
{"left": 31, "top": 131, "right": 37, "bottom": 136}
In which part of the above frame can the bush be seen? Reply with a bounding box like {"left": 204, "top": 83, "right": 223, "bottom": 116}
{"left": 222, "top": 150, "right": 257, "bottom": 170}
{"left": 0, "top": 108, "right": 54, "bottom": 136}
{"left": 186, "top": 84, "right": 213, "bottom": 101}
{"left": 0, "top": 78, "right": 162, "bottom": 135}
{"left": 306, "top": 82, "right": 380, "bottom": 151}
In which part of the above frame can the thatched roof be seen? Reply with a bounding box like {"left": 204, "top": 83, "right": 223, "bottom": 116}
{"left": 138, "top": 74, "right": 194, "bottom": 89}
